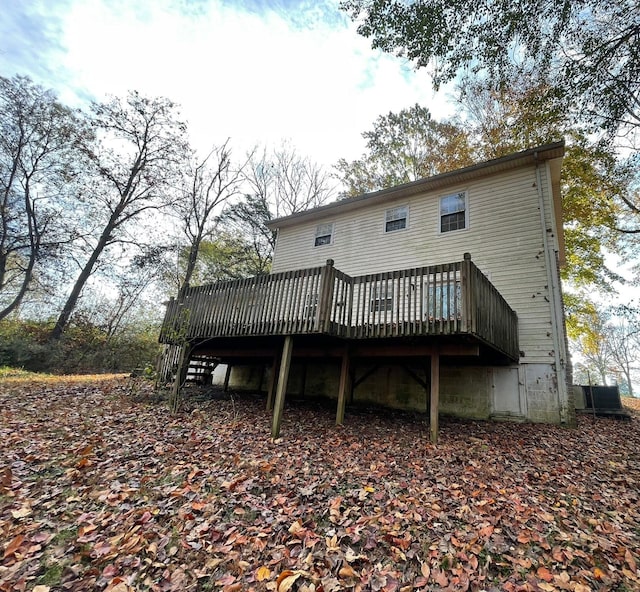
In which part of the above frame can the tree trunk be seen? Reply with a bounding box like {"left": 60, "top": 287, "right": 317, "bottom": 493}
{"left": 180, "top": 234, "right": 202, "bottom": 293}
{"left": 0, "top": 250, "right": 37, "bottom": 320}
{"left": 50, "top": 220, "right": 115, "bottom": 340}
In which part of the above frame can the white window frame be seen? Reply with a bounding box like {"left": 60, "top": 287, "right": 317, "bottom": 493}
{"left": 303, "top": 292, "right": 318, "bottom": 320}
{"left": 314, "top": 222, "right": 334, "bottom": 246}
{"left": 439, "top": 191, "right": 468, "bottom": 233}
{"left": 384, "top": 205, "right": 408, "bottom": 233}
{"left": 424, "top": 272, "right": 462, "bottom": 320}
{"left": 370, "top": 283, "right": 394, "bottom": 313}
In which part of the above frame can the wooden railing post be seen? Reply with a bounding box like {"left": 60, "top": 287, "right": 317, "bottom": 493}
{"left": 317, "top": 259, "right": 336, "bottom": 333}
{"left": 461, "top": 252, "right": 473, "bottom": 333}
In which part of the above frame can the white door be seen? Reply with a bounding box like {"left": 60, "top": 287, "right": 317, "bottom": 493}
{"left": 491, "top": 367, "right": 522, "bottom": 417}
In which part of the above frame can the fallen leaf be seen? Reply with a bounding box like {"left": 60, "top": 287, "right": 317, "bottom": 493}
{"left": 277, "top": 571, "right": 302, "bottom": 592}
{"left": 3, "top": 534, "right": 25, "bottom": 559}
{"left": 257, "top": 566, "right": 271, "bottom": 581}
{"left": 11, "top": 506, "right": 32, "bottom": 519}
{"left": 537, "top": 566, "right": 554, "bottom": 582}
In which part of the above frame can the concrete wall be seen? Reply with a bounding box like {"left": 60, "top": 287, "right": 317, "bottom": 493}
{"left": 217, "top": 359, "right": 564, "bottom": 425}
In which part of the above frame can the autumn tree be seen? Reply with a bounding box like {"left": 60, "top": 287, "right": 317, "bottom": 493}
{"left": 568, "top": 298, "right": 614, "bottom": 386}
{"left": 340, "top": 0, "right": 640, "bottom": 139}
{"left": 456, "top": 79, "right": 636, "bottom": 291}
{"left": 50, "top": 92, "right": 189, "bottom": 340}
{"left": 0, "top": 75, "right": 86, "bottom": 320}
{"left": 336, "top": 104, "right": 475, "bottom": 195}
{"left": 607, "top": 305, "right": 640, "bottom": 396}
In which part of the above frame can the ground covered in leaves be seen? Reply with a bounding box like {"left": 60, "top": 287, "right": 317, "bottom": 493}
{"left": 1, "top": 375, "right": 639, "bottom": 592}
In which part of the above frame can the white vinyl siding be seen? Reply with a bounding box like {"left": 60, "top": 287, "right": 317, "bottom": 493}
{"left": 271, "top": 165, "right": 559, "bottom": 364}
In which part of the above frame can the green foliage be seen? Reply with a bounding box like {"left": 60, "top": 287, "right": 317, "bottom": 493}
{"left": 336, "top": 104, "right": 476, "bottom": 195}
{"left": 184, "top": 232, "right": 271, "bottom": 284}
{"left": 340, "top": 0, "right": 640, "bottom": 136}
{"left": 0, "top": 318, "right": 161, "bottom": 374}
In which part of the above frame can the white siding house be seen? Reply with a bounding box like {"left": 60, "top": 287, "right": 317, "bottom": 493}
{"left": 160, "top": 142, "right": 573, "bottom": 438}
{"left": 263, "top": 142, "right": 570, "bottom": 424}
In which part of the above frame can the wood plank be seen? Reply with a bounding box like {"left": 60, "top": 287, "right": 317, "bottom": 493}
{"left": 336, "top": 347, "right": 350, "bottom": 425}
{"left": 430, "top": 353, "right": 440, "bottom": 444}
{"left": 266, "top": 355, "right": 279, "bottom": 411}
{"left": 351, "top": 343, "right": 479, "bottom": 357}
{"left": 223, "top": 364, "right": 232, "bottom": 392}
{"left": 271, "top": 336, "right": 293, "bottom": 439}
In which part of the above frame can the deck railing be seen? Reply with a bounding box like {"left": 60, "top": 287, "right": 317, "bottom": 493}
{"left": 160, "top": 254, "right": 518, "bottom": 359}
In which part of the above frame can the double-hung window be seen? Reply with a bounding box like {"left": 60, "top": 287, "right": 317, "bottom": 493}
{"left": 440, "top": 191, "right": 467, "bottom": 233}
{"left": 385, "top": 205, "right": 408, "bottom": 232}
{"left": 314, "top": 223, "right": 334, "bottom": 246}
{"left": 370, "top": 283, "right": 394, "bottom": 313}
{"left": 303, "top": 292, "right": 318, "bottom": 320}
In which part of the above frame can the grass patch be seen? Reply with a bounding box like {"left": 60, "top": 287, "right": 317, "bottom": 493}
{"left": 37, "top": 562, "right": 64, "bottom": 586}
{"left": 0, "top": 366, "right": 125, "bottom": 384}
{"left": 0, "top": 366, "right": 49, "bottom": 380}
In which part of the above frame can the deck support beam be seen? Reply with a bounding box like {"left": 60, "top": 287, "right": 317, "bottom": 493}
{"left": 223, "top": 365, "right": 232, "bottom": 392}
{"left": 266, "top": 356, "right": 280, "bottom": 411}
{"left": 430, "top": 353, "right": 440, "bottom": 444}
{"left": 336, "top": 347, "right": 350, "bottom": 425}
{"left": 271, "top": 336, "right": 293, "bottom": 439}
{"left": 169, "top": 343, "right": 191, "bottom": 414}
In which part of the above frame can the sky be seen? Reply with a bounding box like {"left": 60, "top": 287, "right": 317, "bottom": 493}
{"left": 0, "top": 0, "right": 454, "bottom": 167}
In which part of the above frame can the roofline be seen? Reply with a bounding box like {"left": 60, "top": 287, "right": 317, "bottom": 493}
{"left": 266, "top": 141, "right": 565, "bottom": 229}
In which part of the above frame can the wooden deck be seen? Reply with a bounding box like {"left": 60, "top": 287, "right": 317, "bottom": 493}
{"left": 159, "top": 253, "right": 518, "bottom": 361}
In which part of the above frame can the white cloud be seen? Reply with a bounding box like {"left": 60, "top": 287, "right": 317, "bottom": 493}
{"left": 2, "top": 0, "right": 455, "bottom": 167}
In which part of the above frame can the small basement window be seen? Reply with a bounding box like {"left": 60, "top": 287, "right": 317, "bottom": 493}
{"left": 440, "top": 191, "right": 467, "bottom": 232}
{"left": 385, "top": 206, "right": 408, "bottom": 232}
{"left": 314, "top": 223, "right": 334, "bottom": 246}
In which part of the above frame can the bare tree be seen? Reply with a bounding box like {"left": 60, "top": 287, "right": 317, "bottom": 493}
{"left": 174, "top": 140, "right": 247, "bottom": 292}
{"left": 50, "top": 91, "right": 189, "bottom": 340}
{"left": 0, "top": 75, "right": 85, "bottom": 320}
{"left": 245, "top": 141, "right": 335, "bottom": 218}
{"left": 215, "top": 142, "right": 336, "bottom": 272}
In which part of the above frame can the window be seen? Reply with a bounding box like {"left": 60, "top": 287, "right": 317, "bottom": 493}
{"left": 303, "top": 292, "right": 318, "bottom": 320}
{"left": 385, "top": 206, "right": 408, "bottom": 232}
{"left": 370, "top": 284, "right": 394, "bottom": 313}
{"left": 424, "top": 273, "right": 462, "bottom": 320}
{"left": 314, "top": 223, "right": 334, "bottom": 246}
{"left": 440, "top": 192, "right": 467, "bottom": 232}
{"left": 433, "top": 281, "right": 461, "bottom": 319}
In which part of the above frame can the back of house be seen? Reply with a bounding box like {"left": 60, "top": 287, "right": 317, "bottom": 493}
{"left": 257, "top": 141, "right": 571, "bottom": 424}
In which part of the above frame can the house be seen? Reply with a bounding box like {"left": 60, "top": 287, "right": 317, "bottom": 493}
{"left": 159, "top": 141, "right": 574, "bottom": 441}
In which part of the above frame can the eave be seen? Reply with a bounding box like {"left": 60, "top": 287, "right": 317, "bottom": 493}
{"left": 266, "top": 141, "right": 566, "bottom": 230}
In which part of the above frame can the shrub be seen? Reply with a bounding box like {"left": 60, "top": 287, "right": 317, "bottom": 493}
{"left": 0, "top": 319, "right": 161, "bottom": 374}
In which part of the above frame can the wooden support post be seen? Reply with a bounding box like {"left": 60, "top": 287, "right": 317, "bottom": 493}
{"left": 271, "top": 336, "right": 293, "bottom": 439}
{"left": 223, "top": 365, "right": 232, "bottom": 392}
{"left": 430, "top": 353, "right": 440, "bottom": 444}
{"left": 266, "top": 356, "right": 279, "bottom": 411}
{"left": 336, "top": 347, "right": 350, "bottom": 425}
{"left": 169, "top": 344, "right": 191, "bottom": 414}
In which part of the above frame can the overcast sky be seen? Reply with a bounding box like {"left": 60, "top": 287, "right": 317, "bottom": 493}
{"left": 0, "top": 0, "right": 454, "bottom": 167}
